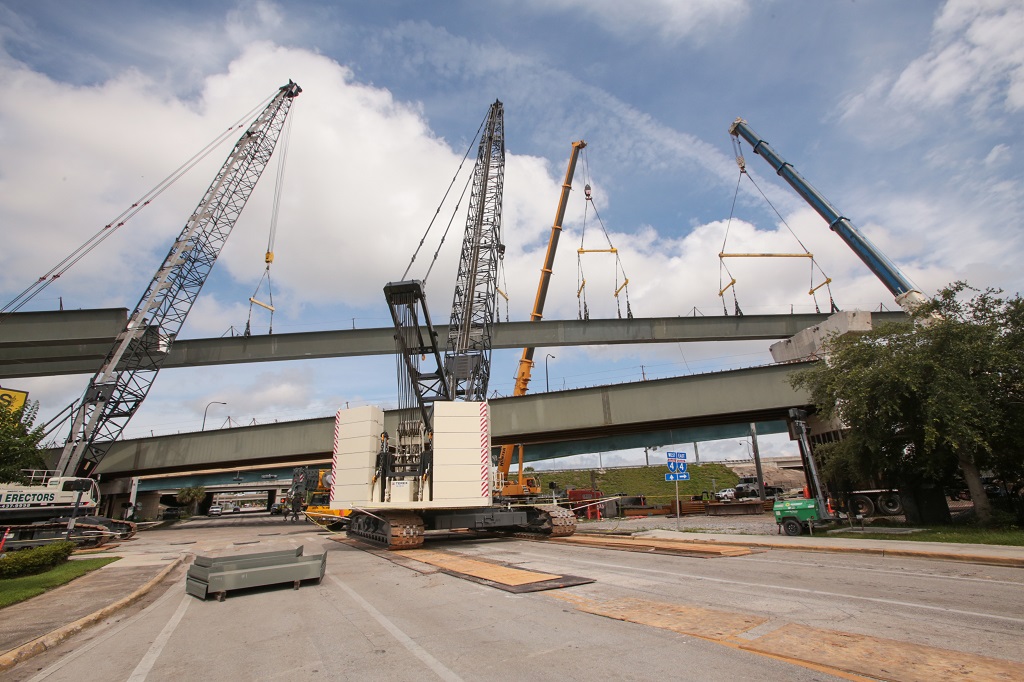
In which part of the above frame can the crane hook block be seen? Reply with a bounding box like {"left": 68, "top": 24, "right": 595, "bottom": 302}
{"left": 584, "top": 184, "right": 592, "bottom": 202}
{"left": 265, "top": 250, "right": 274, "bottom": 264}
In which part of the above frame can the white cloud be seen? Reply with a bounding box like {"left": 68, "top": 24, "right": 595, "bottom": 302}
{"left": 842, "top": 0, "right": 1024, "bottom": 125}
{"left": 521, "top": 0, "right": 750, "bottom": 44}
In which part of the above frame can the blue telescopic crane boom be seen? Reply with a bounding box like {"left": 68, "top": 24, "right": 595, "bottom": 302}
{"left": 729, "top": 118, "right": 927, "bottom": 312}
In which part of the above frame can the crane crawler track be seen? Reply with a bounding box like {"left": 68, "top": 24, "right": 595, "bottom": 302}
{"left": 347, "top": 511, "right": 425, "bottom": 550}
{"left": 4, "top": 517, "right": 136, "bottom": 551}
{"left": 518, "top": 504, "right": 577, "bottom": 538}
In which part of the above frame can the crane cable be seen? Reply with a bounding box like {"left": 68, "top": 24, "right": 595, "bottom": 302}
{"left": 244, "top": 102, "right": 297, "bottom": 336}
{"left": 402, "top": 112, "right": 487, "bottom": 283}
{"left": 721, "top": 136, "right": 838, "bottom": 315}
{"left": 0, "top": 92, "right": 279, "bottom": 321}
{"left": 576, "top": 149, "right": 633, "bottom": 320}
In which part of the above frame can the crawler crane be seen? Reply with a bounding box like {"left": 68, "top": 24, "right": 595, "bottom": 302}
{"left": 330, "top": 102, "right": 575, "bottom": 548}
{"left": 1, "top": 81, "right": 301, "bottom": 549}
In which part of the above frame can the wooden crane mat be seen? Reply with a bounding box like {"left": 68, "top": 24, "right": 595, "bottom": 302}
{"left": 388, "top": 549, "right": 593, "bottom": 592}
{"left": 552, "top": 534, "right": 753, "bottom": 557}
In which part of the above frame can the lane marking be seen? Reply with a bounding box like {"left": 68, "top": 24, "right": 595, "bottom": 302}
{"left": 126, "top": 593, "right": 191, "bottom": 681}
{"left": 27, "top": 577, "right": 183, "bottom": 681}
{"left": 514, "top": 550, "right": 1024, "bottom": 625}
{"left": 327, "top": 574, "right": 463, "bottom": 682}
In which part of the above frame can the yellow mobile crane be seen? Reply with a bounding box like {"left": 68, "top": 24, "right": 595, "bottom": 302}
{"left": 496, "top": 140, "right": 585, "bottom": 498}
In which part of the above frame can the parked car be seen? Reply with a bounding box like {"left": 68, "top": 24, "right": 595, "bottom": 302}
{"left": 270, "top": 503, "right": 283, "bottom": 515}
{"left": 716, "top": 488, "right": 736, "bottom": 501}
{"left": 232, "top": 506, "right": 241, "bottom": 512}
{"left": 161, "top": 507, "right": 182, "bottom": 520}
{"left": 208, "top": 505, "right": 222, "bottom": 516}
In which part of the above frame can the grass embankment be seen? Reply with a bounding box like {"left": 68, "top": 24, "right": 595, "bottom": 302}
{"left": 531, "top": 462, "right": 739, "bottom": 504}
{"left": 0, "top": 557, "right": 120, "bottom": 609}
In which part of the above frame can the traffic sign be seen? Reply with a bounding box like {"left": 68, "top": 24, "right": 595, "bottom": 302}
{"left": 666, "top": 451, "right": 687, "bottom": 461}
{"left": 664, "top": 473, "right": 690, "bottom": 482}
{"left": 666, "top": 461, "right": 688, "bottom": 474}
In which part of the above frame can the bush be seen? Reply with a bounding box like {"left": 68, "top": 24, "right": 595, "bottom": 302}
{"left": 0, "top": 541, "right": 76, "bottom": 579}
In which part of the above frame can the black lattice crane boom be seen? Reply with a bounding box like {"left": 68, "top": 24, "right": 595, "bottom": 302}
{"left": 55, "top": 80, "right": 302, "bottom": 477}
{"left": 443, "top": 99, "right": 505, "bottom": 402}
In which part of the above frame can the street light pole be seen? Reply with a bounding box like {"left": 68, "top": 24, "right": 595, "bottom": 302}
{"left": 545, "top": 354, "right": 555, "bottom": 392}
{"left": 202, "top": 401, "right": 226, "bottom": 431}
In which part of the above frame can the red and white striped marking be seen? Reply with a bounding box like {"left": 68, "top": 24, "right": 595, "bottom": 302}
{"left": 479, "top": 402, "right": 490, "bottom": 498}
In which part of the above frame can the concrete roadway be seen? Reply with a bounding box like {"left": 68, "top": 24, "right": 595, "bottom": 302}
{"left": 8, "top": 514, "right": 1023, "bottom": 681}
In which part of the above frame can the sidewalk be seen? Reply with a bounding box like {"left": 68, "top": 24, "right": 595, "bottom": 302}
{"left": 633, "top": 529, "right": 1024, "bottom": 568}
{"left": 0, "top": 540, "right": 188, "bottom": 672}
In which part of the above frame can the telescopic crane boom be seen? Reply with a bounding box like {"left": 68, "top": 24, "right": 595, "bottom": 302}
{"left": 55, "top": 80, "right": 302, "bottom": 477}
{"left": 729, "top": 118, "right": 927, "bottom": 312}
{"left": 497, "top": 140, "right": 585, "bottom": 497}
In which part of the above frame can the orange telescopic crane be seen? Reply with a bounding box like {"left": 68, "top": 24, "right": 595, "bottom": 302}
{"left": 495, "top": 140, "right": 585, "bottom": 497}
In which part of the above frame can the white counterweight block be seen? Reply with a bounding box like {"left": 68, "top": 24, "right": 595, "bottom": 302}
{"left": 331, "top": 406, "right": 384, "bottom": 509}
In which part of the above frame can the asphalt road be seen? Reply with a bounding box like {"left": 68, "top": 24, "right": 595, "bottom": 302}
{"left": 10, "top": 514, "right": 1023, "bottom": 681}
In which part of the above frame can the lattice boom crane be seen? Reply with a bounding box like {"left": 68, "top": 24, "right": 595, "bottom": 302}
{"left": 56, "top": 80, "right": 302, "bottom": 477}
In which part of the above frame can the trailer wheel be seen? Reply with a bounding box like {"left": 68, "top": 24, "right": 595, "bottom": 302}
{"left": 848, "top": 495, "right": 875, "bottom": 517}
{"left": 876, "top": 493, "right": 903, "bottom": 515}
{"left": 782, "top": 518, "right": 803, "bottom": 536}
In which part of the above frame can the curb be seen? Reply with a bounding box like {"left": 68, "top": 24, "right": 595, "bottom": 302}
{"left": 632, "top": 534, "right": 1024, "bottom": 569}
{"left": 0, "top": 555, "right": 186, "bottom": 673}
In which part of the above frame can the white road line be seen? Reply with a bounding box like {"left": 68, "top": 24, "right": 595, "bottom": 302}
{"left": 126, "top": 593, "right": 191, "bottom": 681}
{"left": 326, "top": 574, "right": 463, "bottom": 682}
{"left": 517, "top": 551, "right": 1024, "bottom": 626}
{"left": 736, "top": 555, "right": 1024, "bottom": 586}
{"left": 26, "top": 578, "right": 183, "bottom": 681}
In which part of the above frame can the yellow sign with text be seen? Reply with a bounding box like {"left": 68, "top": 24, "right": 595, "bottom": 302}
{"left": 1, "top": 388, "right": 29, "bottom": 413}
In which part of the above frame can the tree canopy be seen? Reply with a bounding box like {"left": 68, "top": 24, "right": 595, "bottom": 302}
{"left": 0, "top": 400, "right": 48, "bottom": 483}
{"left": 791, "top": 282, "right": 1024, "bottom": 524}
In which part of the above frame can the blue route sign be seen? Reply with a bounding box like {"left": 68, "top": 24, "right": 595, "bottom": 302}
{"left": 666, "top": 451, "right": 687, "bottom": 461}
{"left": 665, "top": 473, "right": 690, "bottom": 482}
{"left": 667, "top": 461, "right": 688, "bottom": 474}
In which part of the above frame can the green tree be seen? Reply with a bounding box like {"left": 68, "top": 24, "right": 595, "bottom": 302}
{"left": 792, "top": 282, "right": 1024, "bottom": 525}
{"left": 176, "top": 486, "right": 207, "bottom": 516}
{"left": 0, "top": 400, "right": 48, "bottom": 483}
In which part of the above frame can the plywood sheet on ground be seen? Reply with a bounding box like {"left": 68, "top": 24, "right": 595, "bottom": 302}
{"left": 555, "top": 534, "right": 751, "bottom": 557}
{"left": 392, "top": 549, "right": 560, "bottom": 585}
{"left": 551, "top": 595, "right": 767, "bottom": 641}
{"left": 741, "top": 624, "right": 1022, "bottom": 682}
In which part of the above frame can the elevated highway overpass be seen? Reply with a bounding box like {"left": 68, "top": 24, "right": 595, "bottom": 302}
{"left": 55, "top": 361, "right": 815, "bottom": 495}
{"left": 1, "top": 308, "right": 905, "bottom": 378}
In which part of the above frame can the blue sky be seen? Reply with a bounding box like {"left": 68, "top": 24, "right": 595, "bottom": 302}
{"left": 1, "top": 1, "right": 1022, "bottom": 468}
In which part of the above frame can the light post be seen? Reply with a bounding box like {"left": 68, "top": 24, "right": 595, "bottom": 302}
{"left": 545, "top": 354, "right": 555, "bottom": 392}
{"left": 202, "top": 401, "right": 226, "bottom": 431}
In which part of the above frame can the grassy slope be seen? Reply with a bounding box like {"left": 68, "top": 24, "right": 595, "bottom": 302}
{"left": 531, "top": 462, "right": 739, "bottom": 504}
{"left": 0, "top": 557, "right": 120, "bottom": 609}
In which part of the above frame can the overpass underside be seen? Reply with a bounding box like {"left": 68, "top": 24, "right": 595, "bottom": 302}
{"left": 61, "top": 362, "right": 813, "bottom": 483}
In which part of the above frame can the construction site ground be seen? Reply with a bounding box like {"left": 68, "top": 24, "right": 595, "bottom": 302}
{"left": 2, "top": 512, "right": 1022, "bottom": 681}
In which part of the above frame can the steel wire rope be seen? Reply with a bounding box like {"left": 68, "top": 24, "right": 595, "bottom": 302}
{"left": 401, "top": 113, "right": 487, "bottom": 282}
{"left": 245, "top": 98, "right": 297, "bottom": 336}
{"left": 723, "top": 136, "right": 837, "bottom": 314}
{"left": 576, "top": 148, "right": 632, "bottom": 319}
{"left": 0, "top": 92, "right": 277, "bottom": 319}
